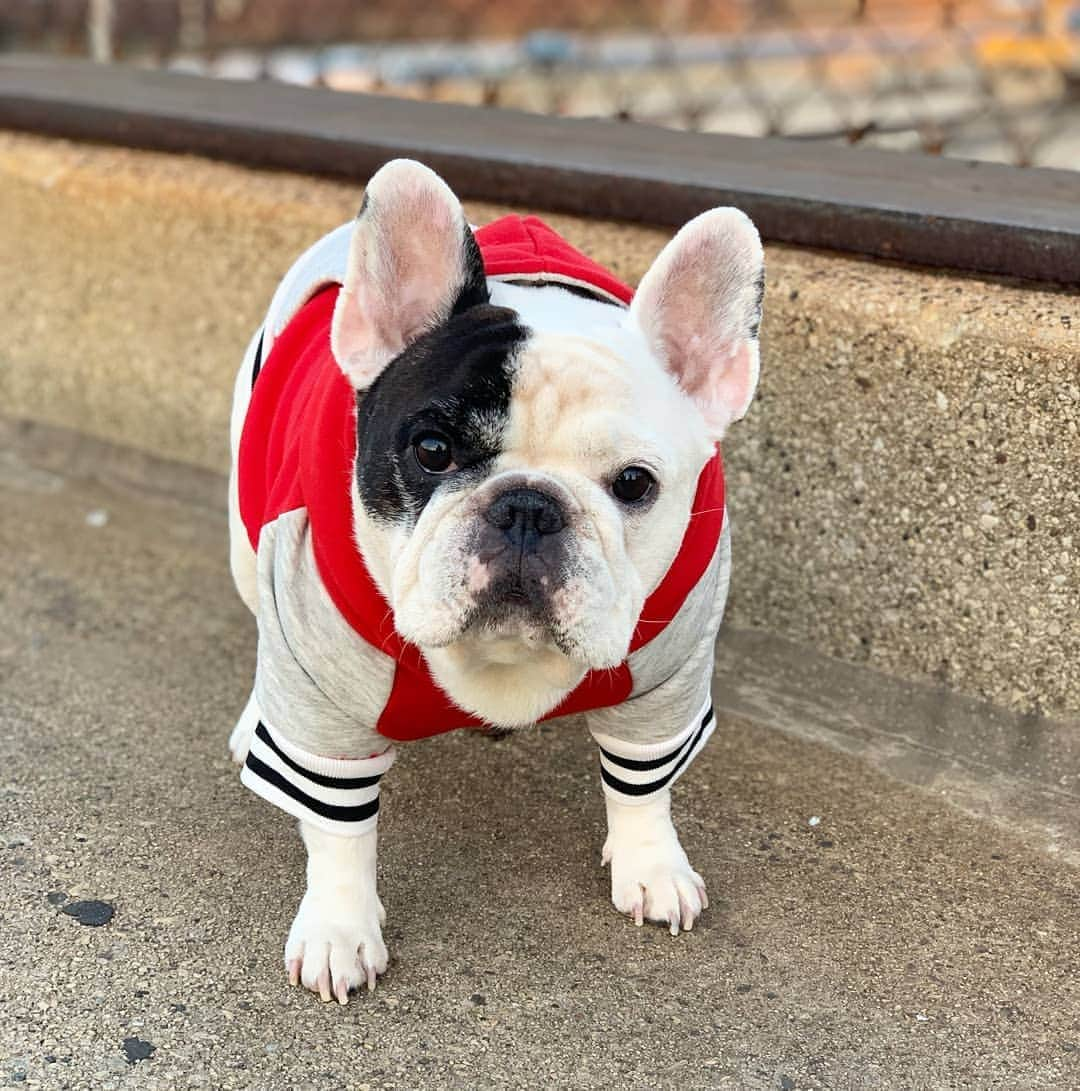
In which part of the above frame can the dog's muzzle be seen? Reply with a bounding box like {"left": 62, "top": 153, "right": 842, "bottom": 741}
{"left": 476, "top": 487, "right": 569, "bottom": 609}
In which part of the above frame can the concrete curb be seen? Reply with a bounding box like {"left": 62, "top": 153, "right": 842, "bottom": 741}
{"left": 1, "top": 131, "right": 1076, "bottom": 721}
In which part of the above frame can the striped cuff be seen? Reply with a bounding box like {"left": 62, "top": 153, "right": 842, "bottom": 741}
{"left": 240, "top": 721, "right": 395, "bottom": 837}
{"left": 590, "top": 699, "right": 715, "bottom": 806}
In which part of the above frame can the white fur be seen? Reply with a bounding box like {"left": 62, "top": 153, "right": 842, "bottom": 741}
{"left": 602, "top": 791, "right": 707, "bottom": 933}
{"left": 284, "top": 822, "right": 387, "bottom": 1002}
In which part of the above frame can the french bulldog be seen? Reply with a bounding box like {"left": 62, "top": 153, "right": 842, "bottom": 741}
{"left": 227, "top": 159, "right": 763, "bottom": 1004}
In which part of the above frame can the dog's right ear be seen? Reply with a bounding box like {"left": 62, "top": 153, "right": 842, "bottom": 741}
{"left": 331, "top": 159, "right": 488, "bottom": 390}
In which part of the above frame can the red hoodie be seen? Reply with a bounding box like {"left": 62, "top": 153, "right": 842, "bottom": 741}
{"left": 239, "top": 215, "right": 725, "bottom": 742}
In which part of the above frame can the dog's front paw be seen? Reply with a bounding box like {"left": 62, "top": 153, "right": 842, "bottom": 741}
{"left": 602, "top": 798, "right": 708, "bottom": 935}
{"left": 284, "top": 892, "right": 388, "bottom": 1004}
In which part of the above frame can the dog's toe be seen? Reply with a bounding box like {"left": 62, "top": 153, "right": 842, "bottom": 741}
{"left": 608, "top": 842, "right": 707, "bottom": 935}
{"left": 284, "top": 894, "right": 388, "bottom": 1005}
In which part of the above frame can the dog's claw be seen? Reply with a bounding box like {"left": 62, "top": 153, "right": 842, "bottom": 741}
{"left": 677, "top": 889, "right": 697, "bottom": 932}
{"left": 367, "top": 964, "right": 377, "bottom": 992}
{"left": 287, "top": 957, "right": 302, "bottom": 987}
{"left": 335, "top": 979, "right": 349, "bottom": 1006}
{"left": 317, "top": 968, "right": 332, "bottom": 1003}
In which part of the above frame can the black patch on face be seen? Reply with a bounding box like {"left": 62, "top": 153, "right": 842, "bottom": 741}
{"left": 355, "top": 304, "right": 529, "bottom": 523}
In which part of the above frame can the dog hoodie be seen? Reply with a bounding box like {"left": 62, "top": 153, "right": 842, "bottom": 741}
{"left": 236, "top": 216, "right": 724, "bottom": 834}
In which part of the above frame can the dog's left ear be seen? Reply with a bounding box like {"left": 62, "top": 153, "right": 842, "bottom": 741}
{"left": 631, "top": 208, "right": 764, "bottom": 441}
{"left": 331, "top": 159, "right": 488, "bottom": 389}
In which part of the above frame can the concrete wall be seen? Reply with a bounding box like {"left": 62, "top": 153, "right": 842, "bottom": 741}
{"left": 2, "top": 131, "right": 1076, "bottom": 719}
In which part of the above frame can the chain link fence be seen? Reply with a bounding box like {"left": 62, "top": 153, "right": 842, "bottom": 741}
{"left": 4, "top": 1, "right": 1079, "bottom": 169}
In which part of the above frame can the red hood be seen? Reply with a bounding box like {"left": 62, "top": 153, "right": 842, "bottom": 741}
{"left": 476, "top": 214, "right": 634, "bottom": 305}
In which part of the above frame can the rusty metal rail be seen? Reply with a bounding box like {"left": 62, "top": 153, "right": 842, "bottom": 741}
{"left": 1, "top": 56, "right": 1078, "bottom": 284}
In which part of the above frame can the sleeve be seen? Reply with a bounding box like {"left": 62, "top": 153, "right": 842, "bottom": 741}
{"left": 242, "top": 507, "right": 398, "bottom": 837}
{"left": 588, "top": 695, "right": 715, "bottom": 806}
{"left": 241, "top": 719, "right": 394, "bottom": 837}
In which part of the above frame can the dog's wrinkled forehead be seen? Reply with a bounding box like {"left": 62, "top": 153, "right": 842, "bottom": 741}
{"left": 355, "top": 304, "right": 528, "bottom": 523}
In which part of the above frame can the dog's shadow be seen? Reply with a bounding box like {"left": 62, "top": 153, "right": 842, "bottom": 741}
{"left": 381, "top": 720, "right": 605, "bottom": 910}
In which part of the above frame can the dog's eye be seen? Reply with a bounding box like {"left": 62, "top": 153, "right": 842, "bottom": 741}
{"left": 611, "top": 465, "right": 656, "bottom": 504}
{"left": 413, "top": 432, "right": 456, "bottom": 474}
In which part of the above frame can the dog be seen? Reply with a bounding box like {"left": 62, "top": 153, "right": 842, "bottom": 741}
{"left": 227, "top": 160, "right": 763, "bottom": 1004}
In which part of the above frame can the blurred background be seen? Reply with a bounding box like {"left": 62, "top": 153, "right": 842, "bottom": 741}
{"left": 2, "top": 0, "right": 1079, "bottom": 169}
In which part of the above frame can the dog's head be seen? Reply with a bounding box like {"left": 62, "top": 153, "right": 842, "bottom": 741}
{"left": 331, "top": 160, "right": 763, "bottom": 726}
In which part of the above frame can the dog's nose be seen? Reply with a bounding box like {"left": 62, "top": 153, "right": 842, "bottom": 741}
{"left": 484, "top": 488, "right": 566, "bottom": 542}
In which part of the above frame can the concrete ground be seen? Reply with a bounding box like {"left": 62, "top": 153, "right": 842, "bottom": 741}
{"left": 1, "top": 416, "right": 1078, "bottom": 1091}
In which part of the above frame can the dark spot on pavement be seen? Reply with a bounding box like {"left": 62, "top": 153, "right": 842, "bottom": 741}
{"left": 122, "top": 1038, "right": 156, "bottom": 1065}
{"left": 60, "top": 899, "right": 114, "bottom": 927}
{"left": 736, "top": 984, "right": 752, "bottom": 994}
{"left": 470, "top": 993, "right": 486, "bottom": 1006}
{"left": 781, "top": 1077, "right": 796, "bottom": 1091}
{"left": 46, "top": 891, "right": 67, "bottom": 906}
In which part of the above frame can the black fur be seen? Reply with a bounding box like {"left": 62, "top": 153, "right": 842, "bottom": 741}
{"left": 355, "top": 304, "right": 528, "bottom": 524}
{"left": 451, "top": 227, "right": 490, "bottom": 316}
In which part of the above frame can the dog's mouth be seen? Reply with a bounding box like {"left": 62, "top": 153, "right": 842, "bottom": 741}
{"left": 461, "top": 584, "right": 580, "bottom": 658}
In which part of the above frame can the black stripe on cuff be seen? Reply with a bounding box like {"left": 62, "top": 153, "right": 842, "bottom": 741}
{"left": 254, "top": 722, "right": 383, "bottom": 790}
{"left": 598, "top": 705, "right": 714, "bottom": 772}
{"left": 599, "top": 706, "right": 714, "bottom": 797}
{"left": 244, "top": 751, "right": 380, "bottom": 824}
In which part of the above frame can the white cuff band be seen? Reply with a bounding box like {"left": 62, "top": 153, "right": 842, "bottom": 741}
{"left": 240, "top": 720, "right": 395, "bottom": 837}
{"left": 589, "top": 697, "right": 715, "bottom": 806}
